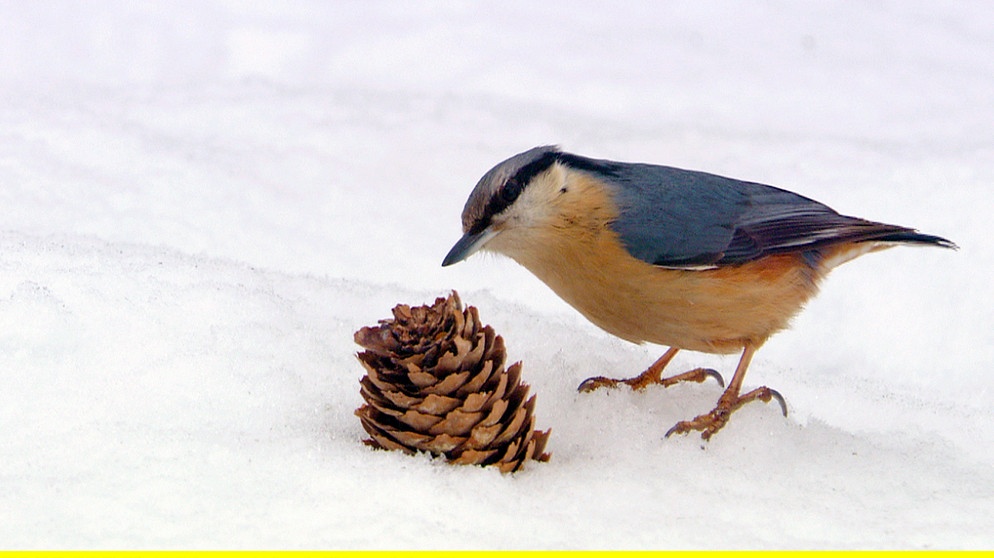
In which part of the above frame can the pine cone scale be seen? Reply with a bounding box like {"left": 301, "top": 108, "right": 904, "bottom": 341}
{"left": 427, "top": 409, "right": 486, "bottom": 437}
{"left": 465, "top": 422, "right": 502, "bottom": 449}
{"left": 422, "top": 370, "right": 471, "bottom": 396}
{"left": 422, "top": 433, "right": 465, "bottom": 453}
{"left": 412, "top": 393, "right": 462, "bottom": 415}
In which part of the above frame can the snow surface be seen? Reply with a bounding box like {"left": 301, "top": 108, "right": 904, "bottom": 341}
{"left": 2, "top": 0, "right": 993, "bottom": 550}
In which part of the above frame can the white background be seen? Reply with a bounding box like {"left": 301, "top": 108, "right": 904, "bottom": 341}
{"left": 1, "top": 1, "right": 992, "bottom": 549}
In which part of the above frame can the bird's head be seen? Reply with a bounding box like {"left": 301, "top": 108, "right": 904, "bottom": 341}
{"left": 442, "top": 146, "right": 616, "bottom": 267}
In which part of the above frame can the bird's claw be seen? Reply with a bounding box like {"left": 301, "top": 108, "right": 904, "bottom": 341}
{"left": 659, "top": 367, "right": 725, "bottom": 389}
{"left": 706, "top": 369, "right": 725, "bottom": 388}
{"left": 578, "top": 367, "right": 725, "bottom": 393}
{"left": 664, "top": 385, "right": 788, "bottom": 440}
{"left": 664, "top": 410, "right": 729, "bottom": 440}
{"left": 577, "top": 376, "right": 618, "bottom": 393}
{"left": 763, "top": 387, "right": 788, "bottom": 417}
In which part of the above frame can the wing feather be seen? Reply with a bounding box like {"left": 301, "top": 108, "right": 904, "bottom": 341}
{"left": 557, "top": 153, "right": 947, "bottom": 268}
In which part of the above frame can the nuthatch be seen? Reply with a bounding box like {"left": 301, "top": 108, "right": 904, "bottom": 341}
{"left": 442, "top": 146, "right": 955, "bottom": 440}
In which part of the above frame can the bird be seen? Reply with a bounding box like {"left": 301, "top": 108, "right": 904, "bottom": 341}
{"left": 441, "top": 146, "right": 956, "bottom": 440}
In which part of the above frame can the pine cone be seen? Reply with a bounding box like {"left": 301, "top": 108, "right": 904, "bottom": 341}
{"left": 354, "top": 291, "right": 551, "bottom": 473}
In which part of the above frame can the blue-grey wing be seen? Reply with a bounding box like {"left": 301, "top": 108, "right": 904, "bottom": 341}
{"left": 558, "top": 153, "right": 932, "bottom": 267}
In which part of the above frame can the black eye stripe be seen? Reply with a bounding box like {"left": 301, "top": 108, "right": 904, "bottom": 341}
{"left": 468, "top": 149, "right": 564, "bottom": 236}
{"left": 511, "top": 150, "right": 560, "bottom": 187}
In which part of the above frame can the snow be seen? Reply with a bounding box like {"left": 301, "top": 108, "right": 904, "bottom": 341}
{"left": 1, "top": 0, "right": 992, "bottom": 550}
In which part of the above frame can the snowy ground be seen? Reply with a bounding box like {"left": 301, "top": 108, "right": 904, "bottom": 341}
{"left": 2, "top": 1, "right": 993, "bottom": 550}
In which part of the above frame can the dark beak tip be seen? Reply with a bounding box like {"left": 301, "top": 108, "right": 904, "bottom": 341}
{"left": 441, "top": 231, "right": 480, "bottom": 267}
{"left": 441, "top": 241, "right": 465, "bottom": 267}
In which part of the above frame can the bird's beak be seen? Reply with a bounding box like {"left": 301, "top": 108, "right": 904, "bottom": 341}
{"left": 441, "top": 227, "right": 499, "bottom": 266}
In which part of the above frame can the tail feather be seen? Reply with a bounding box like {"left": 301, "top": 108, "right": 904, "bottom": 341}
{"left": 874, "top": 231, "right": 958, "bottom": 250}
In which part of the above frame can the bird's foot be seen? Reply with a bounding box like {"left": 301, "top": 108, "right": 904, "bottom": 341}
{"left": 578, "top": 367, "right": 724, "bottom": 393}
{"left": 665, "top": 386, "right": 787, "bottom": 441}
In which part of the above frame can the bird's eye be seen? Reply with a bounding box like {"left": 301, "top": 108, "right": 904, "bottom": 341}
{"left": 500, "top": 181, "right": 522, "bottom": 204}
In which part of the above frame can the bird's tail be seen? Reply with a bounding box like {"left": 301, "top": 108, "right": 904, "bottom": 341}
{"left": 818, "top": 225, "right": 956, "bottom": 272}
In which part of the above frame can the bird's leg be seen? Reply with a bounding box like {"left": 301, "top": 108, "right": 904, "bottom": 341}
{"left": 578, "top": 347, "right": 724, "bottom": 392}
{"left": 665, "top": 343, "right": 787, "bottom": 441}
